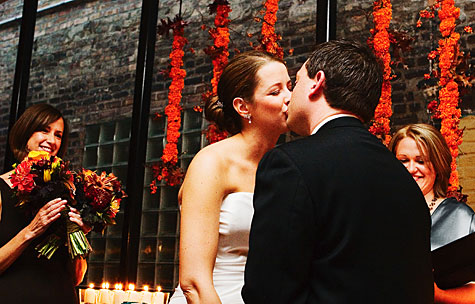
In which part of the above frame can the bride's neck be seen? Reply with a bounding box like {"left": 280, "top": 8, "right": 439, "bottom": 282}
{"left": 238, "top": 129, "right": 280, "bottom": 162}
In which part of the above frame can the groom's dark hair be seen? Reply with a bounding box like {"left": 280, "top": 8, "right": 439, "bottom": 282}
{"left": 306, "top": 39, "right": 383, "bottom": 123}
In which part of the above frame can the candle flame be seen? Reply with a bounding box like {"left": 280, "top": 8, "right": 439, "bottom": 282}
{"left": 89, "top": 283, "right": 94, "bottom": 289}
{"left": 156, "top": 286, "right": 162, "bottom": 292}
{"left": 101, "top": 282, "right": 110, "bottom": 289}
{"left": 143, "top": 285, "right": 149, "bottom": 292}
{"left": 128, "top": 283, "right": 135, "bottom": 291}
{"left": 115, "top": 283, "right": 123, "bottom": 290}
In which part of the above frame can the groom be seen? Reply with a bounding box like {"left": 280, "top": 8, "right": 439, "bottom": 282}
{"left": 242, "top": 40, "right": 434, "bottom": 303}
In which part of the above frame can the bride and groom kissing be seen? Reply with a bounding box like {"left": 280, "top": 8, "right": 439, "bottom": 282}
{"left": 169, "top": 39, "right": 434, "bottom": 304}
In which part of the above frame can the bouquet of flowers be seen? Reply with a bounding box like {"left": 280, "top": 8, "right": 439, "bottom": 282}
{"left": 74, "top": 169, "right": 126, "bottom": 234}
{"left": 10, "top": 151, "right": 91, "bottom": 259}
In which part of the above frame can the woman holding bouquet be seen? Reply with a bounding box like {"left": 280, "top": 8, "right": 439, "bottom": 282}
{"left": 0, "top": 103, "right": 87, "bottom": 303}
{"left": 168, "top": 51, "right": 291, "bottom": 304}
{"left": 389, "top": 123, "right": 475, "bottom": 303}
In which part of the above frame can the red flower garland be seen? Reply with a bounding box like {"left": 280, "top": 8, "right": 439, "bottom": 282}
{"left": 436, "top": 0, "right": 463, "bottom": 192}
{"left": 260, "top": 0, "right": 283, "bottom": 59}
{"left": 151, "top": 20, "right": 187, "bottom": 190}
{"left": 203, "top": 0, "right": 231, "bottom": 144}
{"left": 368, "top": 0, "right": 393, "bottom": 146}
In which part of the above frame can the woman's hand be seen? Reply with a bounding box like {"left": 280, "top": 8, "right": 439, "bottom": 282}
{"left": 25, "top": 198, "right": 67, "bottom": 240}
{"left": 68, "top": 206, "right": 92, "bottom": 234}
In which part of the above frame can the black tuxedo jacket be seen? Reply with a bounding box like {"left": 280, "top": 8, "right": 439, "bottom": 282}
{"left": 242, "top": 117, "right": 434, "bottom": 304}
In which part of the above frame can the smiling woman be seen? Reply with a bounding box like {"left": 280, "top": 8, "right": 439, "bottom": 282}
{"left": 0, "top": 103, "right": 87, "bottom": 304}
{"left": 389, "top": 123, "right": 475, "bottom": 303}
{"left": 9, "top": 104, "right": 69, "bottom": 161}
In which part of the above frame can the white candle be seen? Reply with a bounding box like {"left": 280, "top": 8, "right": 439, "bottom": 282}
{"left": 112, "top": 284, "right": 127, "bottom": 304}
{"left": 84, "top": 283, "right": 98, "bottom": 304}
{"left": 98, "top": 283, "right": 114, "bottom": 304}
{"left": 79, "top": 288, "right": 86, "bottom": 304}
{"left": 126, "top": 284, "right": 142, "bottom": 303}
{"left": 151, "top": 286, "right": 166, "bottom": 304}
{"left": 141, "top": 285, "right": 153, "bottom": 304}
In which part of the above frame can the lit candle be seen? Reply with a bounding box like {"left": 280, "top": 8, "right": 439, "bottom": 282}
{"left": 98, "top": 282, "right": 113, "bottom": 304}
{"left": 84, "top": 283, "right": 98, "bottom": 304}
{"left": 141, "top": 285, "right": 153, "bottom": 304}
{"left": 151, "top": 286, "right": 166, "bottom": 304}
{"left": 112, "top": 284, "right": 127, "bottom": 304}
{"left": 126, "top": 283, "right": 142, "bottom": 303}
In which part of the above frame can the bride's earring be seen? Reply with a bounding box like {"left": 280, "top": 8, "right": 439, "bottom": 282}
{"left": 244, "top": 114, "right": 252, "bottom": 124}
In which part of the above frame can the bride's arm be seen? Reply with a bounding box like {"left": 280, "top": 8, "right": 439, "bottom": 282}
{"left": 178, "top": 149, "right": 224, "bottom": 304}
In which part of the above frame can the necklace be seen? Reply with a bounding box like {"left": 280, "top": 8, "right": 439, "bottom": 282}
{"left": 428, "top": 196, "right": 438, "bottom": 211}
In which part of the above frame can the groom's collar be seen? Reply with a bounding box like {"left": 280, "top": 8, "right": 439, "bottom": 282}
{"left": 310, "top": 114, "right": 360, "bottom": 135}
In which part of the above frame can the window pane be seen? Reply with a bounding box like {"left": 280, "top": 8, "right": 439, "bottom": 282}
{"left": 104, "top": 263, "right": 121, "bottom": 285}
{"left": 183, "top": 109, "right": 202, "bottom": 131}
{"left": 113, "top": 142, "right": 129, "bottom": 164}
{"left": 98, "top": 144, "right": 114, "bottom": 166}
{"left": 83, "top": 146, "right": 98, "bottom": 168}
{"left": 100, "top": 122, "right": 115, "bottom": 143}
{"left": 142, "top": 211, "right": 159, "bottom": 236}
{"left": 89, "top": 238, "right": 105, "bottom": 262}
{"left": 155, "top": 264, "right": 175, "bottom": 290}
{"left": 160, "top": 186, "right": 179, "bottom": 210}
{"left": 137, "top": 263, "right": 155, "bottom": 288}
{"left": 182, "top": 131, "right": 201, "bottom": 155}
{"left": 105, "top": 238, "right": 122, "bottom": 261}
{"left": 158, "top": 237, "right": 176, "bottom": 262}
{"left": 159, "top": 211, "right": 178, "bottom": 235}
{"left": 139, "top": 238, "right": 157, "bottom": 262}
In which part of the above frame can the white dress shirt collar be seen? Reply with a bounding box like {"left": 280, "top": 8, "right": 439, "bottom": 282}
{"left": 311, "top": 114, "right": 359, "bottom": 135}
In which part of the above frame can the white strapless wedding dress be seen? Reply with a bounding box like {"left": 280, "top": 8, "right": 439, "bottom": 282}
{"left": 168, "top": 192, "right": 254, "bottom": 304}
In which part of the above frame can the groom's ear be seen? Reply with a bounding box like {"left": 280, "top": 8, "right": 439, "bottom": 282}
{"left": 233, "top": 97, "right": 250, "bottom": 118}
{"left": 309, "top": 70, "right": 325, "bottom": 99}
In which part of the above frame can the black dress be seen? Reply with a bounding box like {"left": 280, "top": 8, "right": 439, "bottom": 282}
{"left": 0, "top": 178, "right": 79, "bottom": 304}
{"left": 431, "top": 197, "right": 475, "bottom": 251}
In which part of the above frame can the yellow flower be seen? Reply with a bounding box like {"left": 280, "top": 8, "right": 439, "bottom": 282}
{"left": 28, "top": 150, "right": 50, "bottom": 160}
{"left": 44, "top": 169, "right": 52, "bottom": 182}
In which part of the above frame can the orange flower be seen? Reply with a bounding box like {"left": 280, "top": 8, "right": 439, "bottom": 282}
{"left": 435, "top": 0, "right": 463, "bottom": 191}
{"left": 368, "top": 0, "right": 392, "bottom": 145}
{"left": 464, "top": 26, "right": 473, "bottom": 34}
{"left": 203, "top": 1, "right": 231, "bottom": 143}
{"left": 152, "top": 20, "right": 187, "bottom": 188}
{"left": 260, "top": 0, "right": 284, "bottom": 59}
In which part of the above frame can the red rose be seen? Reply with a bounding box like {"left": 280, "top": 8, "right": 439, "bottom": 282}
{"left": 11, "top": 161, "right": 36, "bottom": 193}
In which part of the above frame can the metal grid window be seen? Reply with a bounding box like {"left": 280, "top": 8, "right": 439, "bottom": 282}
{"left": 83, "top": 119, "right": 131, "bottom": 284}
{"left": 82, "top": 108, "right": 205, "bottom": 290}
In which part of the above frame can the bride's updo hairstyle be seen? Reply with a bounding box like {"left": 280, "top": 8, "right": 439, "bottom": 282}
{"left": 205, "top": 51, "right": 284, "bottom": 135}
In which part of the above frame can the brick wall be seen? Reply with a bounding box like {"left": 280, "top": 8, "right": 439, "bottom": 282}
{"left": 0, "top": 0, "right": 474, "bottom": 193}
{"left": 459, "top": 116, "right": 475, "bottom": 208}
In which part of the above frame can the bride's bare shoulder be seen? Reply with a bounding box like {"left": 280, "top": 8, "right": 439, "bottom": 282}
{"left": 190, "top": 137, "right": 235, "bottom": 167}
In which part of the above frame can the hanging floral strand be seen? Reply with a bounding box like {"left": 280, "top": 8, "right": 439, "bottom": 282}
{"left": 259, "top": 0, "right": 284, "bottom": 59}
{"left": 150, "top": 16, "right": 188, "bottom": 191}
{"left": 201, "top": 0, "right": 232, "bottom": 144}
{"left": 418, "top": 0, "right": 472, "bottom": 197}
{"left": 368, "top": 0, "right": 393, "bottom": 146}
{"left": 436, "top": 0, "right": 463, "bottom": 193}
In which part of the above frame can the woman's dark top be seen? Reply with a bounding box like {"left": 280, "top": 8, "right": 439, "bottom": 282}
{"left": 431, "top": 197, "right": 475, "bottom": 251}
{"left": 0, "top": 178, "right": 78, "bottom": 304}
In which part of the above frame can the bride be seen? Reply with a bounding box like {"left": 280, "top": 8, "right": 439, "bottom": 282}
{"left": 168, "top": 50, "right": 291, "bottom": 304}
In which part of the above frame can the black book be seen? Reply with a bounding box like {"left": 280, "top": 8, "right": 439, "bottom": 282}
{"left": 432, "top": 232, "right": 475, "bottom": 289}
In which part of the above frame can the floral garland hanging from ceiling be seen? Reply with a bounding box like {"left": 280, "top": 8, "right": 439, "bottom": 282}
{"left": 150, "top": 15, "right": 188, "bottom": 191}
{"left": 201, "top": 0, "right": 232, "bottom": 144}
{"left": 259, "top": 0, "right": 284, "bottom": 59}
{"left": 418, "top": 0, "right": 473, "bottom": 198}
{"left": 368, "top": 0, "right": 393, "bottom": 146}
